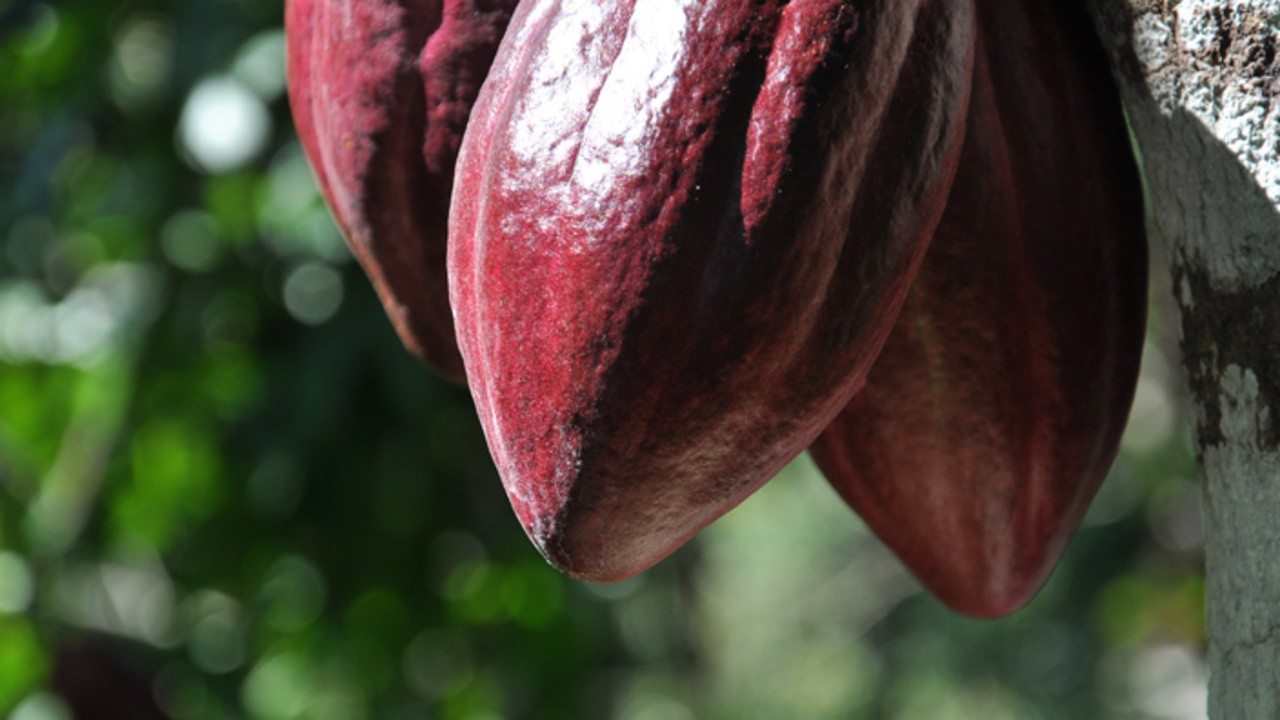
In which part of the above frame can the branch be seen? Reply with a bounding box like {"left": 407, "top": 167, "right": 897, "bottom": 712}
{"left": 1087, "top": 2, "right": 1280, "bottom": 717}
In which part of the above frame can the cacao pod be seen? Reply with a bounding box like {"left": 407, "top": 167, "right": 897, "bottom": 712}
{"left": 285, "top": 0, "right": 517, "bottom": 378}
{"left": 450, "top": 0, "right": 975, "bottom": 581}
{"left": 809, "top": 1, "right": 1148, "bottom": 617}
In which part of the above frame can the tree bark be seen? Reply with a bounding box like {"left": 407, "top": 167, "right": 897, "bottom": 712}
{"left": 1086, "top": 2, "right": 1280, "bottom": 717}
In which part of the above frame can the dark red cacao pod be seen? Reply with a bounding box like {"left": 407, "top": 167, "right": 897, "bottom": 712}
{"left": 285, "top": 0, "right": 517, "bottom": 379}
{"left": 450, "top": 0, "right": 976, "bottom": 581}
{"left": 809, "top": 1, "right": 1148, "bottom": 617}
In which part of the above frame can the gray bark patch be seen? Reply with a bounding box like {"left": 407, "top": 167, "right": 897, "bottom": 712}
{"left": 1177, "top": 264, "right": 1280, "bottom": 451}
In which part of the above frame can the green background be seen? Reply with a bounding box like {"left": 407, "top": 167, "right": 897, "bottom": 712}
{"left": 0, "top": 1, "right": 1205, "bottom": 718}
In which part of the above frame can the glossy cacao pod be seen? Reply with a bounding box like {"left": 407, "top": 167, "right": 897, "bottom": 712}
{"left": 809, "top": 1, "right": 1148, "bottom": 617}
{"left": 450, "top": 0, "right": 976, "bottom": 581}
{"left": 285, "top": 0, "right": 516, "bottom": 378}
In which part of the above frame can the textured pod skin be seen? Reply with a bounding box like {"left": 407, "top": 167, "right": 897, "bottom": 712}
{"left": 285, "top": 0, "right": 516, "bottom": 378}
{"left": 809, "top": 1, "right": 1148, "bottom": 618}
{"left": 451, "top": 0, "right": 975, "bottom": 581}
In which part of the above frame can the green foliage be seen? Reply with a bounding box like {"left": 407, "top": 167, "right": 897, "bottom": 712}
{"left": 0, "top": 1, "right": 1205, "bottom": 718}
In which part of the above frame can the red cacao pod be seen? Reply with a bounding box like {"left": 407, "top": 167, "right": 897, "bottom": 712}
{"left": 809, "top": 1, "right": 1148, "bottom": 617}
{"left": 285, "top": 0, "right": 516, "bottom": 378}
{"left": 450, "top": 0, "right": 975, "bottom": 581}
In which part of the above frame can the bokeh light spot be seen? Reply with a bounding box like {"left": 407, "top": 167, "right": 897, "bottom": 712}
{"left": 260, "top": 556, "right": 326, "bottom": 633}
{"left": 185, "top": 591, "right": 246, "bottom": 674}
{"left": 242, "top": 652, "right": 310, "bottom": 720}
{"left": 179, "top": 77, "right": 271, "bottom": 174}
{"left": 110, "top": 15, "right": 173, "bottom": 110}
{"left": 282, "top": 262, "right": 343, "bottom": 325}
{"left": 0, "top": 552, "right": 35, "bottom": 614}
{"left": 10, "top": 692, "right": 72, "bottom": 720}
{"left": 233, "top": 31, "right": 288, "bottom": 100}
{"left": 246, "top": 451, "right": 305, "bottom": 520}
{"left": 161, "top": 210, "right": 224, "bottom": 273}
{"left": 19, "top": 5, "right": 60, "bottom": 57}
{"left": 403, "top": 630, "right": 474, "bottom": 701}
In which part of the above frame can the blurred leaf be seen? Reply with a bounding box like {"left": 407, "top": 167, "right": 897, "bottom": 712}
{"left": 112, "top": 416, "right": 225, "bottom": 551}
{"left": 0, "top": 617, "right": 49, "bottom": 712}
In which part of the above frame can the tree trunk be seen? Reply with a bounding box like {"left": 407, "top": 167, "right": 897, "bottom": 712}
{"left": 1086, "top": 2, "right": 1280, "bottom": 717}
